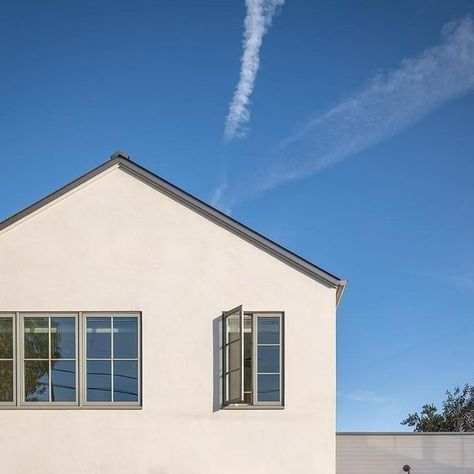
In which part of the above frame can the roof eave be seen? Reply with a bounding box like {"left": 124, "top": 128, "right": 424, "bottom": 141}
{"left": 0, "top": 155, "right": 347, "bottom": 296}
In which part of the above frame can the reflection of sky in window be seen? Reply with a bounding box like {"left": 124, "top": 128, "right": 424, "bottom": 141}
{"left": 51, "top": 360, "right": 76, "bottom": 401}
{"left": 86, "top": 316, "right": 139, "bottom": 403}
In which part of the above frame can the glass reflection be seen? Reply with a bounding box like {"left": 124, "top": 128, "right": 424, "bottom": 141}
{"left": 87, "top": 360, "right": 111, "bottom": 401}
{"left": 0, "top": 360, "right": 13, "bottom": 402}
{"left": 51, "top": 360, "right": 76, "bottom": 402}
{"left": 258, "top": 346, "right": 280, "bottom": 373}
{"left": 25, "top": 360, "right": 49, "bottom": 401}
{"left": 228, "top": 370, "right": 241, "bottom": 401}
{"left": 113, "top": 318, "right": 138, "bottom": 359}
{"left": 24, "top": 317, "right": 49, "bottom": 359}
{"left": 0, "top": 318, "right": 13, "bottom": 359}
{"left": 51, "top": 318, "right": 75, "bottom": 359}
{"left": 257, "top": 317, "right": 280, "bottom": 344}
{"left": 226, "top": 313, "right": 240, "bottom": 344}
{"left": 258, "top": 374, "right": 280, "bottom": 402}
{"left": 87, "top": 318, "right": 111, "bottom": 359}
{"left": 113, "top": 360, "right": 138, "bottom": 402}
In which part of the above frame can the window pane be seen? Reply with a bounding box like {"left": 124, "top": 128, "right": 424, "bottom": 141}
{"left": 0, "top": 318, "right": 13, "bottom": 359}
{"left": 0, "top": 360, "right": 13, "bottom": 402}
{"left": 257, "top": 317, "right": 280, "bottom": 344}
{"left": 258, "top": 374, "right": 280, "bottom": 402}
{"left": 87, "top": 318, "right": 111, "bottom": 359}
{"left": 113, "top": 317, "right": 138, "bottom": 359}
{"left": 25, "top": 360, "right": 49, "bottom": 401}
{"left": 226, "top": 314, "right": 240, "bottom": 344}
{"left": 227, "top": 369, "right": 241, "bottom": 402}
{"left": 227, "top": 340, "right": 241, "bottom": 372}
{"left": 258, "top": 346, "right": 280, "bottom": 373}
{"left": 24, "top": 317, "right": 49, "bottom": 359}
{"left": 51, "top": 360, "right": 76, "bottom": 402}
{"left": 114, "top": 360, "right": 138, "bottom": 402}
{"left": 87, "top": 360, "right": 111, "bottom": 401}
{"left": 51, "top": 318, "right": 75, "bottom": 359}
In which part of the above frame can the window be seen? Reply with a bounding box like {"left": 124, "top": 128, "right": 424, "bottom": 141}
{"left": 85, "top": 314, "right": 140, "bottom": 404}
{"left": 0, "top": 312, "right": 141, "bottom": 408}
{"left": 22, "top": 314, "right": 77, "bottom": 405}
{"left": 222, "top": 306, "right": 284, "bottom": 407}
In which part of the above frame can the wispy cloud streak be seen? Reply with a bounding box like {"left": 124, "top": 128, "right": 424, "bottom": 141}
{"left": 216, "top": 17, "right": 474, "bottom": 210}
{"left": 338, "top": 390, "right": 388, "bottom": 403}
{"left": 224, "top": 0, "right": 284, "bottom": 141}
{"left": 267, "top": 17, "right": 474, "bottom": 189}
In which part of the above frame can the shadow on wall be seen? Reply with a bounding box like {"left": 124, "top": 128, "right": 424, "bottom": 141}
{"left": 212, "top": 315, "right": 222, "bottom": 412}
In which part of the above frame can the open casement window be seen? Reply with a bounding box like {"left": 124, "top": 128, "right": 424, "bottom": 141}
{"left": 222, "top": 307, "right": 283, "bottom": 408}
{"left": 222, "top": 306, "right": 244, "bottom": 405}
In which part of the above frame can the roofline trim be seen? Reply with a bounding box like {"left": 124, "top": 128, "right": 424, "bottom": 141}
{"left": 337, "top": 432, "right": 474, "bottom": 435}
{"left": 0, "top": 156, "right": 346, "bottom": 293}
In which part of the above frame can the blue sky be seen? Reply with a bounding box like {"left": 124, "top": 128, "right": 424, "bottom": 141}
{"left": 1, "top": 0, "right": 473, "bottom": 431}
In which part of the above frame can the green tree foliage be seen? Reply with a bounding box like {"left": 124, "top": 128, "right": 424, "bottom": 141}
{"left": 402, "top": 384, "right": 474, "bottom": 432}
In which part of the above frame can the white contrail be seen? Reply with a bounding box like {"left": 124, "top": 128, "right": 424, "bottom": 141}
{"left": 224, "top": 0, "right": 284, "bottom": 141}
{"left": 216, "top": 17, "right": 474, "bottom": 209}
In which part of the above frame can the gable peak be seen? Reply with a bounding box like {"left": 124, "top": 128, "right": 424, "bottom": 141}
{"left": 110, "top": 150, "right": 130, "bottom": 160}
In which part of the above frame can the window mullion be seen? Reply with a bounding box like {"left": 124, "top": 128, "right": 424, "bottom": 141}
{"left": 48, "top": 317, "right": 52, "bottom": 402}
{"left": 239, "top": 309, "right": 244, "bottom": 402}
{"left": 252, "top": 313, "right": 257, "bottom": 406}
{"left": 111, "top": 317, "right": 114, "bottom": 402}
{"left": 14, "top": 313, "right": 18, "bottom": 406}
{"left": 79, "top": 312, "right": 84, "bottom": 407}
{"left": 17, "top": 313, "right": 21, "bottom": 406}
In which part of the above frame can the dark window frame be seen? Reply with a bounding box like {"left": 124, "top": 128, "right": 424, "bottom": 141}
{"left": 0, "top": 311, "right": 142, "bottom": 410}
{"left": 222, "top": 308, "right": 285, "bottom": 409}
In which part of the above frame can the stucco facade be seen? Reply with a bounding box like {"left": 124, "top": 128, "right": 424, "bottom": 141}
{"left": 0, "top": 158, "right": 341, "bottom": 473}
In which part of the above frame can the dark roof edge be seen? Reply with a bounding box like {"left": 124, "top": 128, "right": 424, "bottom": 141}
{"left": 0, "top": 158, "right": 116, "bottom": 233}
{"left": 337, "top": 432, "right": 474, "bottom": 436}
{"left": 0, "top": 156, "right": 347, "bottom": 297}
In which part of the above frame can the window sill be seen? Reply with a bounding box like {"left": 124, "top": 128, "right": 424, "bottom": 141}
{"left": 0, "top": 405, "right": 143, "bottom": 410}
{"left": 223, "top": 405, "right": 285, "bottom": 410}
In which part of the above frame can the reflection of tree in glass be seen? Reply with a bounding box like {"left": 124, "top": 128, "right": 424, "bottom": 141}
{"left": 0, "top": 363, "right": 13, "bottom": 401}
{"left": 0, "top": 318, "right": 14, "bottom": 401}
{"left": 51, "top": 319, "right": 63, "bottom": 359}
{"left": 24, "top": 318, "right": 50, "bottom": 401}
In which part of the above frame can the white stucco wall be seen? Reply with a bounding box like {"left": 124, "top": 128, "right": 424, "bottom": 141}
{"left": 337, "top": 433, "right": 474, "bottom": 474}
{"left": 0, "top": 166, "right": 337, "bottom": 474}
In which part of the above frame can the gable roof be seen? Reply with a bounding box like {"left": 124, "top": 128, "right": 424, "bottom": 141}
{"left": 0, "top": 152, "right": 347, "bottom": 303}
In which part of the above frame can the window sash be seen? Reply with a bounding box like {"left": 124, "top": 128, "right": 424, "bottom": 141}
{"left": 82, "top": 313, "right": 141, "bottom": 406}
{"left": 253, "top": 313, "right": 283, "bottom": 406}
{"left": 0, "top": 313, "right": 16, "bottom": 406}
{"left": 222, "top": 305, "right": 244, "bottom": 405}
{"left": 20, "top": 313, "right": 78, "bottom": 406}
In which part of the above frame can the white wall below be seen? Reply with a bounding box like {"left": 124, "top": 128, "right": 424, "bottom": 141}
{"left": 337, "top": 433, "right": 474, "bottom": 474}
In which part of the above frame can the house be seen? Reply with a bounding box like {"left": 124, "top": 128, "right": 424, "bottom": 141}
{"left": 0, "top": 152, "right": 346, "bottom": 474}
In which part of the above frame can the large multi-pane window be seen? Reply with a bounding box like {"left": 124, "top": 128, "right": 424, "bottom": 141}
{"left": 222, "top": 307, "right": 284, "bottom": 407}
{"left": 0, "top": 312, "right": 141, "bottom": 408}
